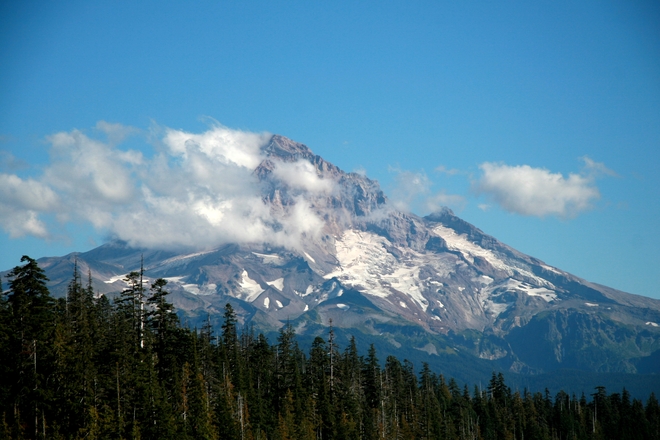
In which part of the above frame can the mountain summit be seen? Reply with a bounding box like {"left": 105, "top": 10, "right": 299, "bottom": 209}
{"left": 17, "top": 134, "right": 660, "bottom": 383}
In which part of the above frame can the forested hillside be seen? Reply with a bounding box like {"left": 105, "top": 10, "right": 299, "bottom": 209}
{"left": 1, "top": 256, "right": 659, "bottom": 440}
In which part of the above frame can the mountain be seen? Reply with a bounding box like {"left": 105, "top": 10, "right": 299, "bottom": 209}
{"left": 5, "top": 134, "right": 660, "bottom": 393}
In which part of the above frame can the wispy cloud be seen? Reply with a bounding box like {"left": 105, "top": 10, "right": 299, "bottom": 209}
{"left": 95, "top": 120, "right": 141, "bottom": 145}
{"left": 434, "top": 165, "right": 462, "bottom": 176}
{"left": 424, "top": 192, "right": 466, "bottom": 213}
{"left": 475, "top": 158, "right": 611, "bottom": 218}
{"left": 388, "top": 167, "right": 464, "bottom": 214}
{"left": 0, "top": 151, "right": 29, "bottom": 172}
{"left": 271, "top": 160, "right": 335, "bottom": 194}
{"left": 0, "top": 123, "right": 335, "bottom": 252}
{"left": 580, "top": 156, "right": 618, "bottom": 178}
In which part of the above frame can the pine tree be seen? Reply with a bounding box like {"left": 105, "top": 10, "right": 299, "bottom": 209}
{"left": 0, "top": 275, "right": 11, "bottom": 432}
{"left": 221, "top": 303, "right": 243, "bottom": 392}
{"left": 245, "top": 332, "right": 275, "bottom": 438}
{"left": 147, "top": 278, "right": 180, "bottom": 392}
{"left": 362, "top": 344, "right": 383, "bottom": 440}
{"left": 52, "top": 262, "right": 94, "bottom": 435}
{"left": 308, "top": 336, "right": 332, "bottom": 439}
{"left": 419, "top": 363, "right": 442, "bottom": 440}
{"left": 117, "top": 270, "right": 146, "bottom": 350}
{"left": 337, "top": 336, "right": 363, "bottom": 439}
{"left": 3, "top": 256, "right": 55, "bottom": 439}
{"left": 647, "top": 392, "right": 660, "bottom": 440}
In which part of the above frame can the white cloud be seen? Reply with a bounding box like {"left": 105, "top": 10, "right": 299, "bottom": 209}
{"left": 0, "top": 173, "right": 58, "bottom": 238}
{"left": 0, "top": 173, "right": 59, "bottom": 211}
{"left": 1, "top": 123, "right": 332, "bottom": 252}
{"left": 45, "top": 129, "right": 141, "bottom": 206}
{"left": 475, "top": 161, "right": 603, "bottom": 218}
{"left": 272, "top": 160, "right": 335, "bottom": 194}
{"left": 162, "top": 124, "right": 269, "bottom": 169}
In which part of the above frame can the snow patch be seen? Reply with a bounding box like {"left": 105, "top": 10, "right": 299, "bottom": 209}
{"left": 485, "top": 301, "right": 509, "bottom": 317}
{"left": 275, "top": 300, "right": 283, "bottom": 308}
{"left": 433, "top": 225, "right": 508, "bottom": 269}
{"left": 324, "top": 229, "right": 455, "bottom": 311}
{"left": 337, "top": 303, "right": 350, "bottom": 310}
{"left": 304, "top": 304, "right": 309, "bottom": 312}
{"left": 478, "top": 279, "right": 557, "bottom": 318}
{"left": 264, "top": 297, "right": 270, "bottom": 309}
{"left": 181, "top": 283, "right": 216, "bottom": 296}
{"left": 160, "top": 249, "right": 215, "bottom": 266}
{"left": 162, "top": 276, "right": 214, "bottom": 295}
{"left": 163, "top": 276, "right": 185, "bottom": 283}
{"left": 493, "top": 279, "right": 557, "bottom": 302}
{"left": 585, "top": 303, "right": 598, "bottom": 307}
{"left": 240, "top": 270, "right": 264, "bottom": 302}
{"left": 104, "top": 274, "right": 127, "bottom": 284}
{"left": 387, "top": 266, "right": 428, "bottom": 311}
{"left": 252, "top": 252, "right": 283, "bottom": 265}
{"left": 432, "top": 316, "right": 441, "bottom": 321}
{"left": 541, "top": 264, "right": 562, "bottom": 275}
{"left": 512, "top": 280, "right": 557, "bottom": 302}
{"left": 432, "top": 225, "right": 555, "bottom": 289}
{"left": 324, "top": 230, "right": 395, "bottom": 298}
{"left": 266, "top": 278, "right": 284, "bottom": 291}
{"left": 304, "top": 252, "right": 316, "bottom": 263}
{"left": 646, "top": 322, "right": 659, "bottom": 327}
{"left": 399, "top": 301, "right": 407, "bottom": 308}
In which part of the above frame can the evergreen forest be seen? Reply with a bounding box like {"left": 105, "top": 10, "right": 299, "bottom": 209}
{"left": 1, "top": 255, "right": 659, "bottom": 440}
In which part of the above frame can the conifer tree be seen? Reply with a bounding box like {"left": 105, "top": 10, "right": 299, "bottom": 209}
{"left": 147, "top": 277, "right": 180, "bottom": 393}
{"left": 362, "top": 343, "right": 383, "bottom": 440}
{"left": 647, "top": 392, "right": 660, "bottom": 440}
{"left": 4, "top": 256, "right": 55, "bottom": 439}
{"left": 419, "top": 363, "right": 442, "bottom": 440}
{"left": 221, "top": 303, "right": 243, "bottom": 391}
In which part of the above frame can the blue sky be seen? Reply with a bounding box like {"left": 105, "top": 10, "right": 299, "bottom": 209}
{"left": 1, "top": 1, "right": 659, "bottom": 299}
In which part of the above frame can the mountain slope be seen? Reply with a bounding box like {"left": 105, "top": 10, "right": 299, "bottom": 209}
{"left": 5, "top": 134, "right": 660, "bottom": 382}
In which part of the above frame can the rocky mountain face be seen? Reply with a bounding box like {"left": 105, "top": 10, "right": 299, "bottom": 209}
{"left": 10, "top": 134, "right": 660, "bottom": 386}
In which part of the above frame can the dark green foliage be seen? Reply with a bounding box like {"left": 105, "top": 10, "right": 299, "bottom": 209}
{"left": 1, "top": 256, "right": 55, "bottom": 439}
{"left": 0, "top": 256, "right": 658, "bottom": 439}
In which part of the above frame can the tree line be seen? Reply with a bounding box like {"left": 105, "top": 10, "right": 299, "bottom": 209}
{"left": 1, "top": 255, "right": 659, "bottom": 439}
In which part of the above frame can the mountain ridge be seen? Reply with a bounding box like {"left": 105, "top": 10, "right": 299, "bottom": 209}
{"left": 3, "top": 133, "right": 659, "bottom": 388}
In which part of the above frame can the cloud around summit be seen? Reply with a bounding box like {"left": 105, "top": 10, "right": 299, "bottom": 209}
{"left": 0, "top": 122, "right": 337, "bottom": 252}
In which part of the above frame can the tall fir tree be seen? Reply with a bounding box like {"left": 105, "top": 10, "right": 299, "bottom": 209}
{"left": 3, "top": 256, "right": 55, "bottom": 439}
